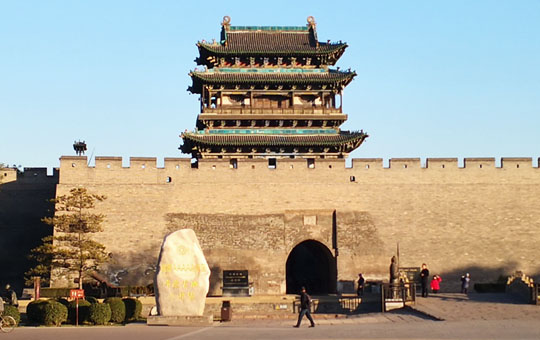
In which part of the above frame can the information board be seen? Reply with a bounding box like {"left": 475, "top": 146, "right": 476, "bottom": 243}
{"left": 223, "top": 270, "right": 249, "bottom": 288}
{"left": 399, "top": 267, "right": 421, "bottom": 283}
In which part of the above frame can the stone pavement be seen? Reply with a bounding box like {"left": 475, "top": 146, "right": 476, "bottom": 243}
{"left": 412, "top": 292, "right": 540, "bottom": 321}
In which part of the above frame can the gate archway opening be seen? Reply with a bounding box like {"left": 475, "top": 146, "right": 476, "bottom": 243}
{"left": 286, "top": 240, "right": 337, "bottom": 295}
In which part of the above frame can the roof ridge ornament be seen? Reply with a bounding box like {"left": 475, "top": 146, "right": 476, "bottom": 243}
{"left": 307, "top": 16, "right": 318, "bottom": 47}
{"left": 222, "top": 16, "right": 231, "bottom": 28}
{"left": 307, "top": 16, "right": 316, "bottom": 28}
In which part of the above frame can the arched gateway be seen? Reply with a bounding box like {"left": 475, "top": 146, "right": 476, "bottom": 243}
{"left": 286, "top": 240, "right": 337, "bottom": 295}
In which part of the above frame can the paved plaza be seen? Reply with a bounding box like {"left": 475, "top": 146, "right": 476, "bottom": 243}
{"left": 5, "top": 293, "right": 540, "bottom": 340}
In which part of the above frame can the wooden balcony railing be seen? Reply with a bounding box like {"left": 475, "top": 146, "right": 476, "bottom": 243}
{"left": 201, "top": 107, "right": 343, "bottom": 115}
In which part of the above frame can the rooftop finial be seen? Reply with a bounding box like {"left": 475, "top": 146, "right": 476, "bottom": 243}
{"left": 307, "top": 16, "right": 316, "bottom": 28}
{"left": 222, "top": 16, "right": 231, "bottom": 28}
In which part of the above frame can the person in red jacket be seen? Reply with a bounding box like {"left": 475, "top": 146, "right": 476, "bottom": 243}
{"left": 430, "top": 275, "right": 442, "bottom": 293}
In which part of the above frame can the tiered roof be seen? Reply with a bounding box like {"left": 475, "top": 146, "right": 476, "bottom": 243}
{"left": 188, "top": 68, "right": 355, "bottom": 93}
{"left": 196, "top": 16, "right": 347, "bottom": 66}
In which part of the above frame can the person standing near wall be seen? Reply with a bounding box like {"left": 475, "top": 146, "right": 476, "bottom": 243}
{"left": 420, "top": 264, "right": 430, "bottom": 297}
{"left": 430, "top": 275, "right": 442, "bottom": 293}
{"left": 357, "top": 273, "right": 365, "bottom": 297}
{"left": 461, "top": 273, "right": 471, "bottom": 294}
{"left": 293, "top": 287, "right": 315, "bottom": 328}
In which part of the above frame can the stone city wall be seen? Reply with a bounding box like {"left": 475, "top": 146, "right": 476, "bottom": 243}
{"left": 53, "top": 155, "right": 540, "bottom": 293}
{"left": 0, "top": 168, "right": 58, "bottom": 293}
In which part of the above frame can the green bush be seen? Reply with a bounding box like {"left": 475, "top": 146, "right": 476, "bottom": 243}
{"left": 86, "top": 296, "right": 99, "bottom": 304}
{"left": 26, "top": 300, "right": 67, "bottom": 326}
{"left": 68, "top": 299, "right": 91, "bottom": 324}
{"left": 88, "top": 303, "right": 111, "bottom": 325}
{"left": 56, "top": 297, "right": 69, "bottom": 307}
{"left": 42, "top": 300, "right": 68, "bottom": 326}
{"left": 104, "top": 297, "right": 125, "bottom": 323}
{"left": 26, "top": 299, "right": 49, "bottom": 324}
{"left": 3, "top": 304, "right": 21, "bottom": 325}
{"left": 122, "top": 298, "right": 142, "bottom": 322}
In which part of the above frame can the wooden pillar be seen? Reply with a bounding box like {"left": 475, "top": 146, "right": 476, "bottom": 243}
{"left": 250, "top": 90, "right": 253, "bottom": 113}
{"left": 201, "top": 86, "right": 206, "bottom": 112}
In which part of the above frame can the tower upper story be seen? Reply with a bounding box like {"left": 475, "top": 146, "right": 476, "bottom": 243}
{"left": 181, "top": 16, "right": 367, "bottom": 160}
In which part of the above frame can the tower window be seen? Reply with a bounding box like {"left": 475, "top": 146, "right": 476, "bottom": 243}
{"left": 268, "top": 158, "right": 277, "bottom": 169}
{"left": 230, "top": 159, "right": 238, "bottom": 169}
{"left": 307, "top": 159, "right": 315, "bottom": 169}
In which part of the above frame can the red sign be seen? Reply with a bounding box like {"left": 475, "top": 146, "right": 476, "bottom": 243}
{"left": 70, "top": 289, "right": 85, "bottom": 299}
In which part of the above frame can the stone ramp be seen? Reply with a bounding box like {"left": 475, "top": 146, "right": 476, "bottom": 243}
{"left": 412, "top": 293, "right": 540, "bottom": 321}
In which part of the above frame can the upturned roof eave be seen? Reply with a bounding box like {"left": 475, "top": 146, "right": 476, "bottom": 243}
{"left": 197, "top": 42, "right": 348, "bottom": 57}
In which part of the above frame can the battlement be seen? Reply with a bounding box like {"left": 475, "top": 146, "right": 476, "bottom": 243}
{"left": 1, "top": 167, "right": 59, "bottom": 184}
{"left": 60, "top": 156, "right": 539, "bottom": 171}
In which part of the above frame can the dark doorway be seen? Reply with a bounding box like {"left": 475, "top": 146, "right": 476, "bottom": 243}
{"left": 286, "top": 240, "right": 337, "bottom": 294}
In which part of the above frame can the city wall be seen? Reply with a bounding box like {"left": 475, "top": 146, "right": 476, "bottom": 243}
{"left": 0, "top": 168, "right": 58, "bottom": 294}
{"left": 53, "top": 155, "right": 540, "bottom": 293}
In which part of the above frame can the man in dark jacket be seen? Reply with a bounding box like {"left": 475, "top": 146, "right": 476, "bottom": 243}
{"left": 420, "top": 264, "right": 430, "bottom": 297}
{"left": 2, "top": 284, "right": 18, "bottom": 307}
{"left": 294, "top": 287, "right": 315, "bottom": 328}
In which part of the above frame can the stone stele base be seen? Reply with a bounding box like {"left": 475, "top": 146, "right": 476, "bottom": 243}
{"left": 147, "top": 315, "right": 213, "bottom": 326}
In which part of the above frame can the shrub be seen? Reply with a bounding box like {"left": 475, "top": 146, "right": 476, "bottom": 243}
{"left": 123, "top": 298, "right": 142, "bottom": 322}
{"left": 88, "top": 303, "right": 111, "bottom": 325}
{"left": 68, "top": 299, "right": 92, "bottom": 324}
{"left": 86, "top": 296, "right": 99, "bottom": 304}
{"left": 42, "top": 300, "right": 68, "bottom": 326}
{"left": 3, "top": 304, "right": 21, "bottom": 325}
{"left": 104, "top": 297, "right": 125, "bottom": 323}
{"left": 26, "top": 299, "right": 49, "bottom": 324}
{"left": 56, "top": 298, "right": 69, "bottom": 307}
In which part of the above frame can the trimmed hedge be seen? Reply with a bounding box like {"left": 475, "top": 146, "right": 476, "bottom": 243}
{"left": 43, "top": 300, "right": 68, "bottom": 326}
{"left": 56, "top": 298, "right": 69, "bottom": 308}
{"left": 3, "top": 304, "right": 20, "bottom": 325}
{"left": 26, "top": 299, "right": 67, "bottom": 326}
{"left": 89, "top": 303, "right": 112, "bottom": 325}
{"left": 26, "top": 299, "right": 49, "bottom": 324}
{"left": 104, "top": 297, "right": 125, "bottom": 323}
{"left": 68, "top": 299, "right": 92, "bottom": 324}
{"left": 123, "top": 298, "right": 142, "bottom": 322}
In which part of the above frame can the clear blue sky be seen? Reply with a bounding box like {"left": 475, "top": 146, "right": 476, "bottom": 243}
{"left": 1, "top": 1, "right": 539, "bottom": 170}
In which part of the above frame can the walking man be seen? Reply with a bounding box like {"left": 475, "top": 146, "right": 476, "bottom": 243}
{"left": 294, "top": 286, "right": 315, "bottom": 328}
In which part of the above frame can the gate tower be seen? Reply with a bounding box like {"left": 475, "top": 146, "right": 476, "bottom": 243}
{"left": 180, "top": 16, "right": 367, "bottom": 160}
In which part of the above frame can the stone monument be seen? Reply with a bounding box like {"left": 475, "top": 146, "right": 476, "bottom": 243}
{"left": 147, "top": 229, "right": 213, "bottom": 326}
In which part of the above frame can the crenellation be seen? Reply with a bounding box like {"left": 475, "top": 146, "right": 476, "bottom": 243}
{"left": 501, "top": 157, "right": 533, "bottom": 169}
{"left": 164, "top": 157, "right": 191, "bottom": 170}
{"left": 464, "top": 157, "right": 496, "bottom": 169}
{"left": 0, "top": 168, "right": 18, "bottom": 184}
{"left": 55, "top": 156, "right": 540, "bottom": 175}
{"left": 129, "top": 157, "right": 157, "bottom": 169}
{"left": 18, "top": 168, "right": 59, "bottom": 183}
{"left": 95, "top": 156, "right": 122, "bottom": 169}
{"left": 389, "top": 158, "right": 422, "bottom": 169}
{"left": 426, "top": 158, "right": 459, "bottom": 169}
